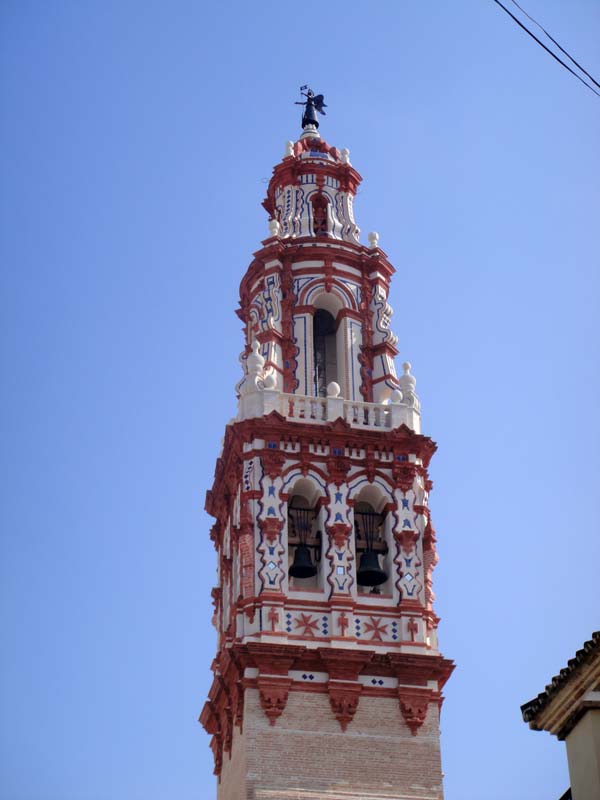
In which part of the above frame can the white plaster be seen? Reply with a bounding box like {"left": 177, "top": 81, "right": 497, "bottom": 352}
{"left": 359, "top": 675, "right": 398, "bottom": 689}
{"left": 291, "top": 260, "right": 324, "bottom": 270}
{"left": 289, "top": 670, "right": 328, "bottom": 683}
{"left": 566, "top": 710, "right": 600, "bottom": 800}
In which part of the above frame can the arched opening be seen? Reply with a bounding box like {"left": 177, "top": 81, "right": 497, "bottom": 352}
{"left": 287, "top": 493, "right": 321, "bottom": 590}
{"left": 313, "top": 309, "right": 337, "bottom": 397}
{"left": 354, "top": 500, "right": 389, "bottom": 594}
{"left": 311, "top": 194, "right": 329, "bottom": 236}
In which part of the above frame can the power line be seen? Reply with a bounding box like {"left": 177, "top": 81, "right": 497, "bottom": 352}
{"left": 508, "top": 0, "right": 600, "bottom": 90}
{"left": 491, "top": 0, "right": 600, "bottom": 98}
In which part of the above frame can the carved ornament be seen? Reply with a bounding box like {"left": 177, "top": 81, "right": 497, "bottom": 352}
{"left": 258, "top": 516, "right": 283, "bottom": 544}
{"left": 393, "top": 462, "right": 417, "bottom": 492}
{"left": 257, "top": 676, "right": 293, "bottom": 725}
{"left": 261, "top": 449, "right": 286, "bottom": 479}
{"left": 395, "top": 529, "right": 419, "bottom": 555}
{"left": 326, "top": 454, "right": 351, "bottom": 486}
{"left": 326, "top": 522, "right": 352, "bottom": 549}
{"left": 398, "top": 687, "right": 435, "bottom": 736}
{"left": 328, "top": 681, "right": 362, "bottom": 731}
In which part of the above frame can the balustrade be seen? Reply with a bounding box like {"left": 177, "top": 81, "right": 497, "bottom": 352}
{"left": 279, "top": 393, "right": 399, "bottom": 430}
{"left": 280, "top": 394, "right": 327, "bottom": 422}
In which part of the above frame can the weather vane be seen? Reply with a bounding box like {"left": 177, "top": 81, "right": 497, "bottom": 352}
{"left": 295, "top": 86, "right": 327, "bottom": 130}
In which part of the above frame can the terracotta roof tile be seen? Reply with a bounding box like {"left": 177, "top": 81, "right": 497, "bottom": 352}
{"left": 521, "top": 631, "right": 600, "bottom": 723}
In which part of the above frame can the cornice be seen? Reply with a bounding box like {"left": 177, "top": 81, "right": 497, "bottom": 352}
{"left": 239, "top": 239, "right": 395, "bottom": 304}
{"left": 199, "top": 639, "right": 454, "bottom": 774}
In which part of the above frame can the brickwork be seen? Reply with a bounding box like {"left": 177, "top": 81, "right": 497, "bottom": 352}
{"left": 219, "top": 724, "right": 247, "bottom": 800}
{"left": 218, "top": 689, "right": 443, "bottom": 800}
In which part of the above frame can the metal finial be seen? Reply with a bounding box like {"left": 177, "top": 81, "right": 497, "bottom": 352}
{"left": 295, "top": 86, "right": 327, "bottom": 130}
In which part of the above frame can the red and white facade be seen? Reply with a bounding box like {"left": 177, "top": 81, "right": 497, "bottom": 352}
{"left": 200, "top": 122, "right": 454, "bottom": 800}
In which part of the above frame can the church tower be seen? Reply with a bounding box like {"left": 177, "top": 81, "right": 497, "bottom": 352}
{"left": 200, "top": 90, "right": 454, "bottom": 800}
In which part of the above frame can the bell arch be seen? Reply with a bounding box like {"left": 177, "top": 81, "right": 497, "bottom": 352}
{"left": 285, "top": 476, "right": 324, "bottom": 592}
{"left": 308, "top": 285, "right": 361, "bottom": 402}
{"left": 311, "top": 292, "right": 346, "bottom": 399}
{"left": 313, "top": 309, "right": 337, "bottom": 397}
{"left": 352, "top": 484, "right": 392, "bottom": 596}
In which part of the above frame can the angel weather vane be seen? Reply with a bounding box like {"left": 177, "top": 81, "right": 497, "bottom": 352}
{"left": 295, "top": 86, "right": 327, "bottom": 130}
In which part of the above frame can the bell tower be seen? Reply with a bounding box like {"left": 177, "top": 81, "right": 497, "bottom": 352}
{"left": 200, "top": 90, "right": 454, "bottom": 800}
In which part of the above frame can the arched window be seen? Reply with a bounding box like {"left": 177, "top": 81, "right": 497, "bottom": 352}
{"left": 287, "top": 494, "right": 321, "bottom": 589}
{"left": 354, "top": 500, "right": 388, "bottom": 593}
{"left": 311, "top": 194, "right": 329, "bottom": 236}
{"left": 313, "top": 309, "right": 337, "bottom": 397}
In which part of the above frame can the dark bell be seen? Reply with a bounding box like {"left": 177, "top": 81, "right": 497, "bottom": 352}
{"left": 356, "top": 550, "right": 387, "bottom": 587}
{"left": 289, "top": 544, "right": 317, "bottom": 579}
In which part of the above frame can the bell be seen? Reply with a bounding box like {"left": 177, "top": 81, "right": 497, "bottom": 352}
{"left": 356, "top": 550, "right": 387, "bottom": 587}
{"left": 289, "top": 544, "right": 317, "bottom": 579}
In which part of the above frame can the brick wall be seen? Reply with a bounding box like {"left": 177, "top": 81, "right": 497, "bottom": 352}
{"left": 219, "top": 720, "right": 247, "bottom": 800}
{"left": 218, "top": 688, "right": 444, "bottom": 800}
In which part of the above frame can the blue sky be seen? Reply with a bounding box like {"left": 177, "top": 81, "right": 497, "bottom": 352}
{"left": 1, "top": 1, "right": 598, "bottom": 798}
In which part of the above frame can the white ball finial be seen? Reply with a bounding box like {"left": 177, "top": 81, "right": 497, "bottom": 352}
{"left": 268, "top": 218, "right": 280, "bottom": 237}
{"left": 340, "top": 148, "right": 351, "bottom": 165}
{"left": 399, "top": 361, "right": 417, "bottom": 395}
{"left": 284, "top": 141, "right": 294, "bottom": 157}
{"left": 368, "top": 231, "right": 379, "bottom": 249}
{"left": 390, "top": 388, "right": 403, "bottom": 404}
{"left": 262, "top": 373, "right": 277, "bottom": 390}
{"left": 326, "top": 381, "right": 341, "bottom": 398}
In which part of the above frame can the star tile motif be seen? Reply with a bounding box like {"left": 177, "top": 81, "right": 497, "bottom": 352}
{"left": 363, "top": 616, "right": 389, "bottom": 641}
{"left": 294, "top": 613, "right": 320, "bottom": 637}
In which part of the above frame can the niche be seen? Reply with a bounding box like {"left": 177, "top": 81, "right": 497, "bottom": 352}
{"left": 311, "top": 194, "right": 329, "bottom": 236}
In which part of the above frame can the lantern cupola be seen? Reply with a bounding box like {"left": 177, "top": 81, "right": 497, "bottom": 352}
{"left": 263, "top": 134, "right": 361, "bottom": 243}
{"left": 200, "top": 91, "right": 454, "bottom": 800}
